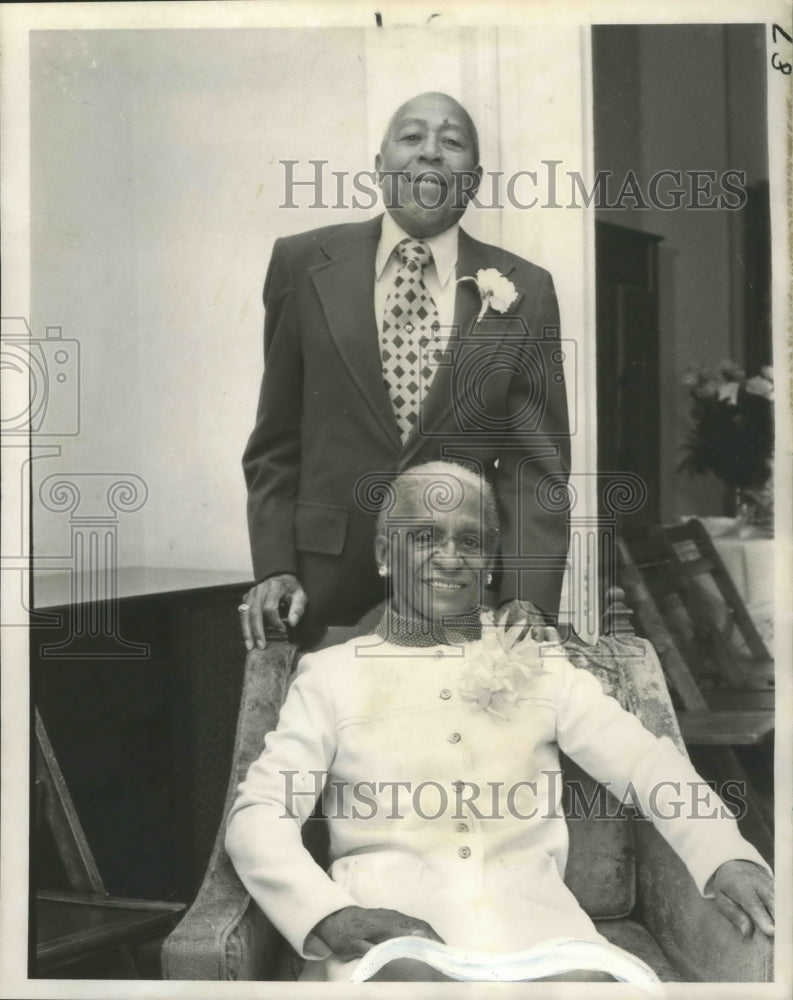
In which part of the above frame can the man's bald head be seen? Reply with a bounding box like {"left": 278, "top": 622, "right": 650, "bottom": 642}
{"left": 380, "top": 92, "right": 480, "bottom": 165}
{"left": 375, "top": 92, "right": 482, "bottom": 238}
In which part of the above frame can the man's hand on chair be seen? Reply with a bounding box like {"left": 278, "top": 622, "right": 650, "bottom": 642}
{"left": 312, "top": 905, "right": 444, "bottom": 962}
{"left": 708, "top": 860, "right": 774, "bottom": 937}
{"left": 499, "top": 598, "right": 560, "bottom": 643}
{"left": 240, "top": 573, "right": 307, "bottom": 650}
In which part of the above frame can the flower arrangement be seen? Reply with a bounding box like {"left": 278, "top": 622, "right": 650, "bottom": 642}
{"left": 458, "top": 610, "right": 550, "bottom": 719}
{"left": 458, "top": 268, "right": 518, "bottom": 321}
{"left": 678, "top": 360, "right": 774, "bottom": 491}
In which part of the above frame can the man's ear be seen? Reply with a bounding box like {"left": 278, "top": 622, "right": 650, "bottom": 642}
{"left": 374, "top": 152, "right": 382, "bottom": 180}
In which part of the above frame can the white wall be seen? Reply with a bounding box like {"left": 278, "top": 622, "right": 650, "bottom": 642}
{"left": 31, "top": 32, "right": 145, "bottom": 565}
{"left": 496, "top": 26, "right": 597, "bottom": 631}
{"left": 31, "top": 29, "right": 370, "bottom": 571}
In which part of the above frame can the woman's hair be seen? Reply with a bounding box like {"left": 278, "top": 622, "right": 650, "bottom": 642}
{"left": 376, "top": 460, "right": 500, "bottom": 543}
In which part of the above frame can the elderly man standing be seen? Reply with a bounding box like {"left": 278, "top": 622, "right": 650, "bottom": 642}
{"left": 240, "top": 92, "right": 570, "bottom": 649}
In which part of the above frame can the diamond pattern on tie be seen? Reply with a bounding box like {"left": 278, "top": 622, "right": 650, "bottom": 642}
{"left": 380, "top": 238, "right": 441, "bottom": 442}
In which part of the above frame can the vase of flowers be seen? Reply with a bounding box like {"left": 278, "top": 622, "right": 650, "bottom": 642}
{"left": 679, "top": 360, "right": 774, "bottom": 533}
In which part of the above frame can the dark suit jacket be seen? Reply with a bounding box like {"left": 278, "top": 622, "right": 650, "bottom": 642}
{"left": 243, "top": 215, "right": 570, "bottom": 633}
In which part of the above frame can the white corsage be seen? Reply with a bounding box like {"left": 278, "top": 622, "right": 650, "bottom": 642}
{"left": 458, "top": 610, "right": 549, "bottom": 719}
{"left": 458, "top": 268, "right": 519, "bottom": 321}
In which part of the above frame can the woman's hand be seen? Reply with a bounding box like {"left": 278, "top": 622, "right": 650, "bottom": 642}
{"left": 708, "top": 860, "right": 774, "bottom": 937}
{"left": 312, "top": 905, "right": 444, "bottom": 962}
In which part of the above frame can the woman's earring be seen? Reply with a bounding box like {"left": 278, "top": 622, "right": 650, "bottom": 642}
{"left": 486, "top": 572, "right": 493, "bottom": 586}
{"left": 378, "top": 565, "right": 389, "bottom": 578}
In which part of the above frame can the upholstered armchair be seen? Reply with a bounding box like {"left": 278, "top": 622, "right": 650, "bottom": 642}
{"left": 161, "top": 595, "right": 773, "bottom": 982}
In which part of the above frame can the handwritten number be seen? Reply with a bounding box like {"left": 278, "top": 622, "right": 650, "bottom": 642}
{"left": 771, "top": 23, "right": 792, "bottom": 44}
{"left": 770, "top": 25, "right": 792, "bottom": 73}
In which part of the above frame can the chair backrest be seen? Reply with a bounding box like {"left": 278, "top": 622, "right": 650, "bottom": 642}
{"left": 617, "top": 535, "right": 710, "bottom": 711}
{"left": 618, "top": 524, "right": 773, "bottom": 707}
{"left": 655, "top": 520, "right": 772, "bottom": 673}
{"left": 35, "top": 710, "right": 107, "bottom": 895}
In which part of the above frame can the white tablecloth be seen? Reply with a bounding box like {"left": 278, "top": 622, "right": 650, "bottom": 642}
{"left": 712, "top": 537, "right": 774, "bottom": 615}
{"left": 711, "top": 537, "right": 774, "bottom": 647}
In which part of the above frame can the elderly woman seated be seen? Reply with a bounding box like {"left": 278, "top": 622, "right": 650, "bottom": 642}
{"left": 225, "top": 461, "right": 774, "bottom": 983}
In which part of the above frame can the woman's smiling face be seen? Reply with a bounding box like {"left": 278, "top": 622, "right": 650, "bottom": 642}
{"left": 376, "top": 472, "right": 496, "bottom": 622}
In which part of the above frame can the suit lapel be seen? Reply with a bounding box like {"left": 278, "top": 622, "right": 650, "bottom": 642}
{"left": 400, "top": 228, "right": 524, "bottom": 464}
{"left": 310, "top": 217, "right": 402, "bottom": 452}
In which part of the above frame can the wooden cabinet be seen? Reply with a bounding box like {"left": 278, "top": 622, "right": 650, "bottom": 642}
{"left": 596, "top": 221, "right": 662, "bottom": 529}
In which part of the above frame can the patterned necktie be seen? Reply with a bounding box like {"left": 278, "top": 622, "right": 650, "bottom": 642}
{"left": 380, "top": 238, "right": 441, "bottom": 442}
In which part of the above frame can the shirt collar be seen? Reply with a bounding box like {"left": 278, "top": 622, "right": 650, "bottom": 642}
{"left": 376, "top": 213, "right": 459, "bottom": 289}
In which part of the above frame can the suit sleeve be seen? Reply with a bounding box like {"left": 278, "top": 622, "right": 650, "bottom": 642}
{"left": 496, "top": 269, "right": 570, "bottom": 617}
{"left": 225, "top": 655, "right": 359, "bottom": 958}
{"left": 555, "top": 659, "right": 771, "bottom": 895}
{"left": 242, "top": 238, "right": 303, "bottom": 582}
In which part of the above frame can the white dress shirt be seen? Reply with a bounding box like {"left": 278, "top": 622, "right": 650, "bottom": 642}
{"left": 225, "top": 632, "right": 769, "bottom": 982}
{"left": 374, "top": 213, "right": 459, "bottom": 339}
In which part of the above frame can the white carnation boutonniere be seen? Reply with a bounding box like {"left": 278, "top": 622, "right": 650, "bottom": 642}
{"left": 458, "top": 610, "right": 550, "bottom": 720}
{"left": 458, "top": 268, "right": 519, "bottom": 322}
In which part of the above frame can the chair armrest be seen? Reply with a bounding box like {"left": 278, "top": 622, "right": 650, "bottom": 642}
{"left": 677, "top": 709, "right": 774, "bottom": 745}
{"left": 634, "top": 820, "right": 773, "bottom": 981}
{"left": 162, "top": 642, "right": 296, "bottom": 980}
{"left": 160, "top": 851, "right": 280, "bottom": 980}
